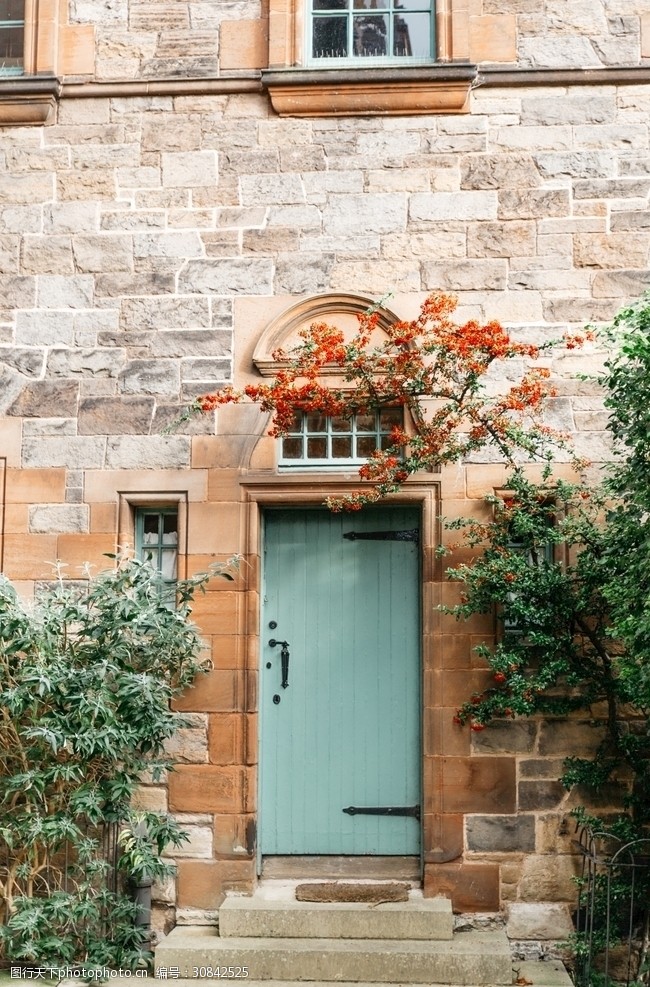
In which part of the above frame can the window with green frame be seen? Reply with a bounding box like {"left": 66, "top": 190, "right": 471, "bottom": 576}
{"left": 279, "top": 407, "right": 404, "bottom": 467}
{"left": 135, "top": 509, "right": 179, "bottom": 603}
{"left": 309, "top": 0, "right": 434, "bottom": 62}
{"left": 0, "top": 0, "right": 24, "bottom": 75}
{"left": 502, "top": 514, "right": 555, "bottom": 638}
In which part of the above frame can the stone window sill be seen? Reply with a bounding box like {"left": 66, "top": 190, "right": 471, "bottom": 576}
{"left": 0, "top": 76, "right": 60, "bottom": 126}
{"left": 260, "top": 64, "right": 477, "bottom": 116}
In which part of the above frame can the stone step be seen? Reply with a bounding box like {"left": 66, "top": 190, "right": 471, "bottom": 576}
{"left": 219, "top": 895, "right": 454, "bottom": 940}
{"left": 154, "top": 928, "right": 513, "bottom": 984}
{"left": 96, "top": 965, "right": 573, "bottom": 987}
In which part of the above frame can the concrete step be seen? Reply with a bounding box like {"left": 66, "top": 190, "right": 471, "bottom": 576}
{"left": 154, "top": 927, "right": 513, "bottom": 984}
{"left": 96, "top": 965, "right": 573, "bottom": 987}
{"left": 88, "top": 964, "right": 573, "bottom": 987}
{"left": 219, "top": 895, "right": 454, "bottom": 940}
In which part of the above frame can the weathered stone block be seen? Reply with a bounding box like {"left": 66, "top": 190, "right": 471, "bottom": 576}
{"left": 43, "top": 201, "right": 101, "bottom": 234}
{"left": 506, "top": 902, "right": 574, "bottom": 940}
{"left": 275, "top": 254, "right": 334, "bottom": 294}
{"left": 466, "top": 815, "right": 535, "bottom": 853}
{"left": 498, "top": 188, "right": 570, "bottom": 220}
{"left": 162, "top": 151, "right": 218, "bottom": 188}
{"left": 105, "top": 435, "right": 190, "bottom": 469}
{"left": 410, "top": 191, "right": 497, "bottom": 222}
{"left": 178, "top": 258, "right": 273, "bottom": 295}
{"left": 47, "top": 348, "right": 126, "bottom": 378}
{"left": 29, "top": 504, "right": 90, "bottom": 534}
{"left": 538, "top": 719, "right": 607, "bottom": 756}
{"left": 521, "top": 96, "right": 615, "bottom": 126}
{"left": 239, "top": 174, "right": 305, "bottom": 206}
{"left": 518, "top": 37, "right": 600, "bottom": 69}
{"left": 72, "top": 235, "right": 134, "bottom": 273}
{"left": 439, "top": 756, "right": 516, "bottom": 814}
{"left": 118, "top": 358, "right": 181, "bottom": 396}
{"left": 461, "top": 154, "right": 541, "bottom": 190}
{"left": 467, "top": 221, "right": 536, "bottom": 259}
{"left": 176, "top": 859, "right": 253, "bottom": 909}
{"left": 164, "top": 728, "right": 209, "bottom": 765}
{"left": 38, "top": 276, "right": 94, "bottom": 309}
{"left": 574, "top": 233, "right": 650, "bottom": 269}
{"left": 21, "top": 236, "right": 74, "bottom": 275}
{"left": 0, "top": 274, "right": 36, "bottom": 309}
{"left": 0, "top": 348, "right": 45, "bottom": 378}
{"left": 424, "top": 861, "right": 500, "bottom": 912}
{"left": 518, "top": 854, "right": 580, "bottom": 903}
{"left": 422, "top": 260, "right": 507, "bottom": 291}
{"left": 78, "top": 396, "right": 155, "bottom": 434}
{"left": 22, "top": 437, "right": 106, "bottom": 470}
{"left": 134, "top": 231, "right": 204, "bottom": 257}
{"left": 322, "top": 194, "right": 407, "bottom": 236}
{"left": 518, "top": 780, "right": 566, "bottom": 811}
{"left": 471, "top": 720, "right": 537, "bottom": 754}
{"left": 181, "top": 358, "right": 232, "bottom": 381}
{"left": 7, "top": 381, "right": 79, "bottom": 418}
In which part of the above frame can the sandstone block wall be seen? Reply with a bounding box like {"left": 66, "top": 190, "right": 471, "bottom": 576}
{"left": 2, "top": 0, "right": 650, "bottom": 928}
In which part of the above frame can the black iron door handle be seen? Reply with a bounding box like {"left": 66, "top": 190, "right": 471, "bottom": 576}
{"left": 269, "top": 639, "right": 290, "bottom": 689}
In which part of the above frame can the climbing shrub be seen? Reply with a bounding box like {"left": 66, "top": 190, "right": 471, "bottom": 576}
{"left": 0, "top": 554, "right": 235, "bottom": 969}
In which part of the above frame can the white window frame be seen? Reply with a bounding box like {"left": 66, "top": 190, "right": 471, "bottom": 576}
{"left": 279, "top": 408, "right": 404, "bottom": 469}
{"left": 306, "top": 0, "right": 435, "bottom": 67}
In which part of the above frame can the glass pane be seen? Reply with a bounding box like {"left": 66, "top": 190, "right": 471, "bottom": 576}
{"left": 357, "top": 436, "right": 378, "bottom": 457}
{"left": 313, "top": 0, "right": 348, "bottom": 8}
{"left": 160, "top": 550, "right": 178, "bottom": 581}
{"left": 332, "top": 437, "right": 353, "bottom": 458}
{"left": 0, "top": 24, "right": 22, "bottom": 66}
{"left": 381, "top": 434, "right": 394, "bottom": 450}
{"left": 162, "top": 514, "right": 178, "bottom": 544}
{"left": 353, "top": 14, "right": 388, "bottom": 56}
{"left": 142, "top": 549, "right": 156, "bottom": 569}
{"left": 353, "top": 0, "right": 388, "bottom": 8}
{"left": 393, "top": 12, "right": 430, "bottom": 57}
{"left": 282, "top": 437, "right": 303, "bottom": 459}
{"left": 306, "top": 413, "right": 327, "bottom": 433}
{"left": 142, "top": 514, "right": 160, "bottom": 543}
{"left": 286, "top": 412, "right": 304, "bottom": 434}
{"left": 332, "top": 415, "right": 352, "bottom": 433}
{"left": 0, "top": 0, "right": 24, "bottom": 21}
{"left": 307, "top": 437, "right": 327, "bottom": 458}
{"left": 380, "top": 407, "right": 403, "bottom": 430}
{"left": 313, "top": 15, "right": 348, "bottom": 58}
{"left": 356, "top": 413, "right": 375, "bottom": 432}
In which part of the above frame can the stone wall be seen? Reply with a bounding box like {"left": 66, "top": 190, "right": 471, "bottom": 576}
{"left": 2, "top": 0, "right": 650, "bottom": 929}
{"left": 64, "top": 0, "right": 650, "bottom": 79}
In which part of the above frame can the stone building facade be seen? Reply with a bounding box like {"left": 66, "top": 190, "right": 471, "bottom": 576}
{"left": 2, "top": 0, "right": 650, "bottom": 934}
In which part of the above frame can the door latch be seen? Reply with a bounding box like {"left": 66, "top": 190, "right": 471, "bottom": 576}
{"left": 269, "top": 639, "right": 290, "bottom": 689}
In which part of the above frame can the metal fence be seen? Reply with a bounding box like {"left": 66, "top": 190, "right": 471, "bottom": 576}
{"left": 0, "top": 820, "right": 121, "bottom": 921}
{"left": 573, "top": 826, "right": 650, "bottom": 987}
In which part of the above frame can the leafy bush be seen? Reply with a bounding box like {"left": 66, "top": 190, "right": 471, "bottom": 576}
{"left": 0, "top": 554, "right": 235, "bottom": 969}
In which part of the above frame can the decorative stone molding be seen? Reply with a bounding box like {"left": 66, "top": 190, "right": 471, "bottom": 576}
{"left": 0, "top": 76, "right": 60, "bottom": 125}
{"left": 252, "top": 293, "right": 398, "bottom": 376}
{"left": 261, "top": 64, "right": 476, "bottom": 116}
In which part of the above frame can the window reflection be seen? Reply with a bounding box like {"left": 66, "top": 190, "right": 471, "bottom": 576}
{"left": 311, "top": 0, "right": 431, "bottom": 60}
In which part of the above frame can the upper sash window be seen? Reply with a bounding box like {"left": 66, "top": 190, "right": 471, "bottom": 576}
{"left": 309, "top": 0, "right": 434, "bottom": 64}
{"left": 0, "top": 0, "right": 24, "bottom": 75}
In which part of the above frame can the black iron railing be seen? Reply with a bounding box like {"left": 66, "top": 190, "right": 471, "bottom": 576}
{"left": 573, "top": 826, "right": 650, "bottom": 987}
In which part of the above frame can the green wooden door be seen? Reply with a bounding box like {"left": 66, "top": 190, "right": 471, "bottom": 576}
{"left": 260, "top": 507, "right": 421, "bottom": 855}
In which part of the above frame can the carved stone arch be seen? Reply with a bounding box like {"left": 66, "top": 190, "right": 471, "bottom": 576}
{"left": 252, "top": 292, "right": 399, "bottom": 377}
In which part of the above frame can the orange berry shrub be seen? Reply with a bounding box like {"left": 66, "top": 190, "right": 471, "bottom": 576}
{"left": 195, "top": 293, "right": 588, "bottom": 509}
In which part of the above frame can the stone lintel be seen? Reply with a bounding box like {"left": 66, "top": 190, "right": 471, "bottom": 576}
{"left": 262, "top": 65, "right": 477, "bottom": 116}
